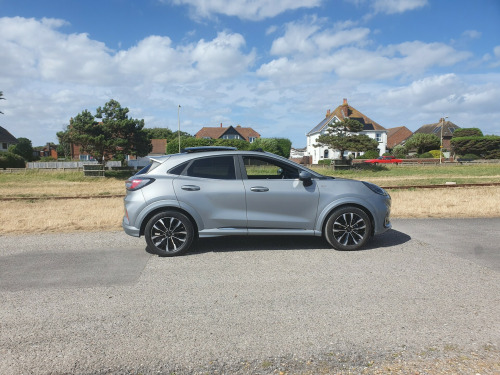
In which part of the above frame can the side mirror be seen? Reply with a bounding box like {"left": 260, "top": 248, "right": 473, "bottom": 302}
{"left": 299, "top": 171, "right": 313, "bottom": 187}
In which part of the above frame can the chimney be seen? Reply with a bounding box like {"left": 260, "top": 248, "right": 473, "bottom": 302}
{"left": 326, "top": 109, "right": 331, "bottom": 118}
{"left": 220, "top": 122, "right": 222, "bottom": 127}
{"left": 341, "top": 98, "right": 349, "bottom": 118}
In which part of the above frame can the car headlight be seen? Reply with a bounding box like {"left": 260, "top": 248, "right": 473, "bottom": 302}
{"left": 362, "top": 181, "right": 388, "bottom": 196}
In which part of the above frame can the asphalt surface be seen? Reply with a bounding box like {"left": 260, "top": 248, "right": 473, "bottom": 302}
{"left": 0, "top": 218, "right": 499, "bottom": 374}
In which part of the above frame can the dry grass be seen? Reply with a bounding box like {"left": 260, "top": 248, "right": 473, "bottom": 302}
{"left": 390, "top": 186, "right": 500, "bottom": 218}
{"left": 0, "top": 198, "right": 124, "bottom": 235}
{"left": 1, "top": 187, "right": 499, "bottom": 235}
{"left": 0, "top": 178, "right": 124, "bottom": 198}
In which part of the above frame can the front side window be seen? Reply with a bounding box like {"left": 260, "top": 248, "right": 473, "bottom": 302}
{"left": 185, "top": 156, "right": 236, "bottom": 180}
{"left": 243, "top": 156, "right": 300, "bottom": 180}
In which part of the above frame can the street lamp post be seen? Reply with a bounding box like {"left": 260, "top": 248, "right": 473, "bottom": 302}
{"left": 440, "top": 116, "right": 448, "bottom": 165}
{"left": 178, "top": 105, "right": 181, "bottom": 153}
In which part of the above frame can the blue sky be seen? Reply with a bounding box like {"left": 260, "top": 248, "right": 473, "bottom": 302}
{"left": 1, "top": 0, "right": 499, "bottom": 147}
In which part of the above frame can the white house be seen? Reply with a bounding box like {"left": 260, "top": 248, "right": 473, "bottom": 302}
{"left": 306, "top": 99, "right": 387, "bottom": 164}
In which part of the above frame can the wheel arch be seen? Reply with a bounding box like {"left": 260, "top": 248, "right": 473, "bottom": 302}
{"left": 320, "top": 203, "right": 375, "bottom": 237}
{"left": 140, "top": 206, "right": 199, "bottom": 237}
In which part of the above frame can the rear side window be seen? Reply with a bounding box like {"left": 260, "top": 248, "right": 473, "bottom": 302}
{"left": 135, "top": 161, "right": 160, "bottom": 175}
{"left": 185, "top": 156, "right": 236, "bottom": 180}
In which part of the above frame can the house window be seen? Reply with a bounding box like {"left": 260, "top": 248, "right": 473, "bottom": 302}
{"left": 375, "top": 133, "right": 382, "bottom": 142}
{"left": 1, "top": 143, "right": 7, "bottom": 150}
{"left": 324, "top": 150, "right": 329, "bottom": 159}
{"left": 249, "top": 137, "right": 256, "bottom": 143}
{"left": 222, "top": 134, "right": 241, "bottom": 140}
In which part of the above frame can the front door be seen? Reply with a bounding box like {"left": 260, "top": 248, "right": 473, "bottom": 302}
{"left": 241, "top": 155, "right": 319, "bottom": 230}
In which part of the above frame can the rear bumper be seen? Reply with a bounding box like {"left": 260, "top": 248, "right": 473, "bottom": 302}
{"left": 122, "top": 217, "right": 140, "bottom": 237}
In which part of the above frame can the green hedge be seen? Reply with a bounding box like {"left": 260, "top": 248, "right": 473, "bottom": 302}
{"left": 0, "top": 152, "right": 26, "bottom": 168}
{"left": 166, "top": 137, "right": 292, "bottom": 158}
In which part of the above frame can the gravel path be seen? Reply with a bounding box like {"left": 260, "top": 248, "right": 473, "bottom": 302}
{"left": 0, "top": 223, "right": 499, "bottom": 374}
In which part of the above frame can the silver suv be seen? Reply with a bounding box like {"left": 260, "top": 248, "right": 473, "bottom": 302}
{"left": 123, "top": 147, "right": 391, "bottom": 256}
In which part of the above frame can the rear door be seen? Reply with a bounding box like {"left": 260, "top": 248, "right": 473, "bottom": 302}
{"left": 172, "top": 155, "right": 247, "bottom": 230}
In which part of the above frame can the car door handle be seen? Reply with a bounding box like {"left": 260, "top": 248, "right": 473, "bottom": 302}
{"left": 250, "top": 186, "right": 269, "bottom": 192}
{"left": 181, "top": 185, "right": 200, "bottom": 191}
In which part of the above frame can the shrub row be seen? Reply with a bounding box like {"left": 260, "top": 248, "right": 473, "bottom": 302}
{"left": 166, "top": 137, "right": 292, "bottom": 158}
{"left": 0, "top": 152, "right": 26, "bottom": 168}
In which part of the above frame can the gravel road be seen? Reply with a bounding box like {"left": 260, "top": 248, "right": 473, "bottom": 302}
{"left": 0, "top": 219, "right": 499, "bottom": 374}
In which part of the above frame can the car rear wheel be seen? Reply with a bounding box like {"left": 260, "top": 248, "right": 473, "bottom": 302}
{"left": 145, "top": 211, "right": 194, "bottom": 256}
{"left": 325, "top": 206, "right": 372, "bottom": 251}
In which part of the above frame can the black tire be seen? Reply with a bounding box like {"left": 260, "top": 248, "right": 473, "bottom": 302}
{"left": 325, "top": 206, "right": 372, "bottom": 251}
{"left": 145, "top": 210, "right": 194, "bottom": 257}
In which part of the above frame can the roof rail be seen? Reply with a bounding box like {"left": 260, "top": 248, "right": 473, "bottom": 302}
{"left": 181, "top": 146, "right": 237, "bottom": 153}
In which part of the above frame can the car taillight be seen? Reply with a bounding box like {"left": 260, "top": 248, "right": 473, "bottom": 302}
{"left": 125, "top": 178, "right": 155, "bottom": 191}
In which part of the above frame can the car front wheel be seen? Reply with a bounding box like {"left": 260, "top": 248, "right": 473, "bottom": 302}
{"left": 325, "top": 206, "right": 372, "bottom": 251}
{"left": 145, "top": 211, "right": 194, "bottom": 256}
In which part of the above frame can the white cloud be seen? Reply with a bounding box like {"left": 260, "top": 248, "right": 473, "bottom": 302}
{"left": 270, "top": 17, "right": 370, "bottom": 56}
{"left": 168, "top": 0, "right": 322, "bottom": 21}
{"left": 371, "top": 0, "right": 428, "bottom": 14}
{"left": 0, "top": 17, "right": 257, "bottom": 144}
{"left": 260, "top": 18, "right": 471, "bottom": 84}
{"left": 462, "top": 30, "right": 482, "bottom": 39}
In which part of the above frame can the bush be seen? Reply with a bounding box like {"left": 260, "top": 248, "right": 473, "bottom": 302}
{"left": 429, "top": 150, "right": 443, "bottom": 159}
{"left": 419, "top": 152, "right": 433, "bottom": 158}
{"left": 0, "top": 152, "right": 26, "bottom": 168}
{"left": 461, "top": 153, "right": 480, "bottom": 160}
{"left": 318, "top": 159, "right": 332, "bottom": 165}
{"left": 40, "top": 156, "right": 57, "bottom": 162}
{"left": 361, "top": 150, "right": 380, "bottom": 159}
{"left": 392, "top": 145, "right": 407, "bottom": 159}
{"left": 485, "top": 150, "right": 500, "bottom": 159}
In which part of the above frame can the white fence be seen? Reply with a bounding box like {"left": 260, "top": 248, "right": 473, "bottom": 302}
{"left": 27, "top": 161, "right": 122, "bottom": 169}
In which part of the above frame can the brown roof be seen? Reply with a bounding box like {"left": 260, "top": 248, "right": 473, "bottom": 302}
{"left": 195, "top": 125, "right": 260, "bottom": 142}
{"left": 415, "top": 119, "right": 460, "bottom": 138}
{"left": 386, "top": 126, "right": 413, "bottom": 149}
{"left": 308, "top": 98, "right": 386, "bottom": 135}
{"left": 150, "top": 139, "right": 167, "bottom": 155}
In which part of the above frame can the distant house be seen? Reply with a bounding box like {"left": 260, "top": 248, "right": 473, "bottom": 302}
{"left": 386, "top": 126, "right": 413, "bottom": 151}
{"left": 414, "top": 118, "right": 460, "bottom": 151}
{"left": 0, "top": 126, "right": 18, "bottom": 152}
{"left": 306, "top": 99, "right": 387, "bottom": 164}
{"left": 35, "top": 143, "right": 58, "bottom": 159}
{"left": 195, "top": 124, "right": 260, "bottom": 143}
{"left": 127, "top": 139, "right": 166, "bottom": 160}
{"left": 127, "top": 139, "right": 167, "bottom": 169}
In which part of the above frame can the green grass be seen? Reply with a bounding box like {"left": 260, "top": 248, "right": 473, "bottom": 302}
{"left": 1, "top": 164, "right": 499, "bottom": 187}
{"left": 310, "top": 163, "right": 500, "bottom": 186}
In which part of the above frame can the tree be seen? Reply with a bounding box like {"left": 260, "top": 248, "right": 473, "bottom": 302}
{"left": 451, "top": 135, "right": 500, "bottom": 159}
{"left": 404, "top": 133, "right": 440, "bottom": 155}
{"left": 315, "top": 118, "right": 379, "bottom": 159}
{"left": 144, "top": 127, "right": 192, "bottom": 141}
{"left": 57, "top": 99, "right": 152, "bottom": 163}
{"left": 8, "top": 137, "right": 35, "bottom": 161}
{"left": 452, "top": 128, "right": 483, "bottom": 138}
